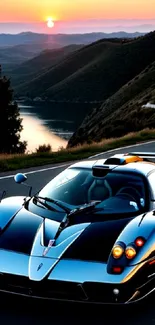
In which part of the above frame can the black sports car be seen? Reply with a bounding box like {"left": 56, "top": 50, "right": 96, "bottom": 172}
{"left": 1, "top": 151, "right": 155, "bottom": 304}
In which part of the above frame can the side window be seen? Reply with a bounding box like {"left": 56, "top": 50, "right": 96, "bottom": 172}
{"left": 148, "top": 172, "right": 155, "bottom": 200}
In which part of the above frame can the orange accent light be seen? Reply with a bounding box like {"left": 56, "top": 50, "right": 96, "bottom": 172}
{"left": 124, "top": 156, "right": 143, "bottom": 163}
{"left": 112, "top": 245, "right": 124, "bottom": 259}
{"left": 125, "top": 246, "right": 136, "bottom": 259}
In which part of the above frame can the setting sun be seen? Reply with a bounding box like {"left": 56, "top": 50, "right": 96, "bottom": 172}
{"left": 47, "top": 18, "right": 54, "bottom": 28}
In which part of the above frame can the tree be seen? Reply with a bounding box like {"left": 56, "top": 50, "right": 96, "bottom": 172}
{"left": 0, "top": 74, "right": 27, "bottom": 153}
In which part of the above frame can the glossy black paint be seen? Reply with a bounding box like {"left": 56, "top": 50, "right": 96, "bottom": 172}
{"left": 0, "top": 207, "right": 42, "bottom": 254}
{"left": 63, "top": 218, "right": 131, "bottom": 262}
{"left": 0, "top": 154, "right": 155, "bottom": 303}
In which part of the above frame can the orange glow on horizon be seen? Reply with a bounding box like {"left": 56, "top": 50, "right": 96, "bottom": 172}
{"left": 1, "top": 0, "right": 155, "bottom": 23}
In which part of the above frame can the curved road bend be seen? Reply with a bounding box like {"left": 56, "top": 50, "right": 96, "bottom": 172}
{"left": 0, "top": 140, "right": 155, "bottom": 325}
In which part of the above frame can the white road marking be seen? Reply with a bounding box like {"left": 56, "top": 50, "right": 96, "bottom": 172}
{"left": 0, "top": 140, "right": 155, "bottom": 180}
{"left": 88, "top": 140, "right": 155, "bottom": 159}
{"left": 0, "top": 163, "right": 70, "bottom": 180}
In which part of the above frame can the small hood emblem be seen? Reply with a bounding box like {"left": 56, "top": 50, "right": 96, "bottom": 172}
{"left": 37, "top": 263, "right": 43, "bottom": 271}
{"left": 42, "top": 239, "right": 55, "bottom": 257}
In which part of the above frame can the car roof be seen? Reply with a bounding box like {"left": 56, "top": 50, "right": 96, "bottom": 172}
{"left": 114, "top": 162, "right": 155, "bottom": 176}
{"left": 69, "top": 153, "right": 155, "bottom": 177}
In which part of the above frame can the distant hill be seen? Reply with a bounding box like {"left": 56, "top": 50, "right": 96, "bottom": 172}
{"left": 11, "top": 44, "right": 83, "bottom": 86}
{"left": 0, "top": 42, "right": 63, "bottom": 74}
{"left": 44, "top": 32, "right": 155, "bottom": 102}
{"left": 14, "top": 38, "right": 129, "bottom": 97}
{"left": 2, "top": 31, "right": 143, "bottom": 81}
{"left": 15, "top": 32, "right": 155, "bottom": 106}
{"left": 68, "top": 38, "right": 155, "bottom": 146}
{"left": 0, "top": 44, "right": 37, "bottom": 73}
{"left": 0, "top": 31, "right": 144, "bottom": 47}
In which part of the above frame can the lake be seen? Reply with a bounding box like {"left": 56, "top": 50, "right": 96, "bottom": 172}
{"left": 19, "top": 105, "right": 71, "bottom": 152}
{"left": 19, "top": 102, "right": 97, "bottom": 152}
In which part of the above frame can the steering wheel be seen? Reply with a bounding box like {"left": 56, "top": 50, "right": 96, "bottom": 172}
{"left": 115, "top": 186, "right": 141, "bottom": 207}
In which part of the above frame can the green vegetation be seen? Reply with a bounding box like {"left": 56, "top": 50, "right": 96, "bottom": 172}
{"left": 0, "top": 76, "right": 27, "bottom": 153}
{"left": 0, "top": 128, "right": 155, "bottom": 172}
{"left": 36, "top": 144, "right": 52, "bottom": 153}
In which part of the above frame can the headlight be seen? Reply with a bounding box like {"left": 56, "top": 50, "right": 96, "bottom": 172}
{"left": 125, "top": 246, "right": 136, "bottom": 259}
{"left": 112, "top": 245, "right": 124, "bottom": 259}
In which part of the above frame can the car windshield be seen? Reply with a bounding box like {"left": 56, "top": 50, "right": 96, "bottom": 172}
{"left": 38, "top": 167, "right": 146, "bottom": 214}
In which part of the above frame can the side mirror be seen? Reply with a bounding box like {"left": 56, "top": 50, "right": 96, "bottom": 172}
{"left": 14, "top": 173, "right": 27, "bottom": 184}
{"left": 14, "top": 173, "right": 32, "bottom": 197}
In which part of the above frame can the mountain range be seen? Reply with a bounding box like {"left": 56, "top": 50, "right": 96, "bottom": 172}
{"left": 0, "top": 31, "right": 144, "bottom": 47}
{"left": 1, "top": 31, "right": 144, "bottom": 75}
{"left": 1, "top": 30, "right": 155, "bottom": 147}
{"left": 13, "top": 31, "right": 155, "bottom": 106}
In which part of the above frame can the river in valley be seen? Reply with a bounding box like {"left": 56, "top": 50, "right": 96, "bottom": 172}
{"left": 19, "top": 102, "right": 97, "bottom": 152}
{"left": 19, "top": 104, "right": 73, "bottom": 152}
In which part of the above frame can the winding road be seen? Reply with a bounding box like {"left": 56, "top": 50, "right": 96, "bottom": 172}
{"left": 1, "top": 140, "right": 155, "bottom": 325}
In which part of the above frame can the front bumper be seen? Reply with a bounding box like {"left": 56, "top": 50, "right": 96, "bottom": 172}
{"left": 0, "top": 273, "right": 155, "bottom": 304}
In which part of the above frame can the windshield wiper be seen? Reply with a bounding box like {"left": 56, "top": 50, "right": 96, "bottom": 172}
{"left": 52, "top": 201, "right": 102, "bottom": 242}
{"left": 33, "top": 195, "right": 70, "bottom": 213}
{"left": 34, "top": 196, "right": 101, "bottom": 216}
{"left": 33, "top": 196, "right": 59, "bottom": 212}
{"left": 42, "top": 200, "right": 103, "bottom": 250}
{"left": 68, "top": 200, "right": 102, "bottom": 217}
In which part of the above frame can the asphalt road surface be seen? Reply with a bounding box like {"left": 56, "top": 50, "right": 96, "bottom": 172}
{"left": 1, "top": 140, "right": 155, "bottom": 325}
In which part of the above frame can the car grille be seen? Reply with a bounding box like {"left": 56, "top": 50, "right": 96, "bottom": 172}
{"left": 0, "top": 274, "right": 87, "bottom": 301}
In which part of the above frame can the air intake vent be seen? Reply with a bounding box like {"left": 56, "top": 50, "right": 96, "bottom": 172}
{"left": 104, "top": 154, "right": 143, "bottom": 165}
{"left": 104, "top": 158, "right": 125, "bottom": 165}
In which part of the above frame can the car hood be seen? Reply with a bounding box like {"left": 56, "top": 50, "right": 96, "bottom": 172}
{"left": 62, "top": 218, "right": 131, "bottom": 262}
{"left": 0, "top": 196, "right": 134, "bottom": 282}
{"left": 29, "top": 216, "right": 132, "bottom": 280}
{"left": 0, "top": 197, "right": 132, "bottom": 258}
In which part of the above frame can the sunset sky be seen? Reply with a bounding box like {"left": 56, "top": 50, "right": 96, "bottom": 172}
{"left": 1, "top": 0, "right": 155, "bottom": 34}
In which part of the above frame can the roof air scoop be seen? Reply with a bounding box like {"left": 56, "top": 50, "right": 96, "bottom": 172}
{"left": 104, "top": 154, "right": 143, "bottom": 165}
{"left": 104, "top": 157, "right": 125, "bottom": 165}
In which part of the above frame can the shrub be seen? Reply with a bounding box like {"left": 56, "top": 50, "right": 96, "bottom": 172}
{"left": 35, "top": 144, "right": 52, "bottom": 153}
